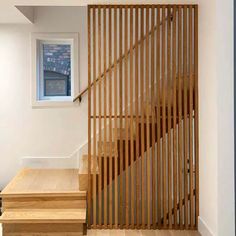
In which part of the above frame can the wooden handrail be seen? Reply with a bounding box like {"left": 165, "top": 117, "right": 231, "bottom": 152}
{"left": 73, "top": 14, "right": 173, "bottom": 102}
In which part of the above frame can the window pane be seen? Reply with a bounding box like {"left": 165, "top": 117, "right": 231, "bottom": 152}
{"left": 43, "top": 44, "right": 71, "bottom": 96}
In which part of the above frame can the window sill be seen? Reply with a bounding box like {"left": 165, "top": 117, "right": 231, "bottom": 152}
{"left": 31, "top": 100, "right": 78, "bottom": 108}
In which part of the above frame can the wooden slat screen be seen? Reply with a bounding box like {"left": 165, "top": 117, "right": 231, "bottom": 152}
{"left": 87, "top": 4, "right": 198, "bottom": 230}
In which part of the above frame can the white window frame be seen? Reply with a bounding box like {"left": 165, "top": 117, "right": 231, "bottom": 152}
{"left": 31, "top": 33, "right": 79, "bottom": 107}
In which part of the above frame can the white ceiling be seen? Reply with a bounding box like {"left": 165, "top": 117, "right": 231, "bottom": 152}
{"left": 1, "top": 0, "right": 91, "bottom": 24}
{"left": 0, "top": 1, "right": 30, "bottom": 23}
{"left": 0, "top": 0, "right": 198, "bottom": 24}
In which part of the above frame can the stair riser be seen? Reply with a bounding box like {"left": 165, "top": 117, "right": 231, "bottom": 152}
{"left": 99, "top": 142, "right": 117, "bottom": 156}
{"left": 2, "top": 197, "right": 86, "bottom": 210}
{"left": 3, "top": 223, "right": 85, "bottom": 236}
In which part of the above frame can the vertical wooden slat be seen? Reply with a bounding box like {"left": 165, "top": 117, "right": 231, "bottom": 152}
{"left": 92, "top": 7, "right": 97, "bottom": 227}
{"left": 156, "top": 6, "right": 161, "bottom": 229}
{"left": 103, "top": 7, "right": 108, "bottom": 227}
{"left": 189, "top": 5, "right": 194, "bottom": 229}
{"left": 114, "top": 6, "right": 118, "bottom": 229}
{"left": 108, "top": 7, "right": 113, "bottom": 228}
{"left": 98, "top": 6, "right": 102, "bottom": 227}
{"left": 194, "top": 5, "right": 199, "bottom": 228}
{"left": 167, "top": 6, "right": 172, "bottom": 229}
{"left": 87, "top": 6, "right": 92, "bottom": 228}
{"left": 145, "top": 7, "right": 151, "bottom": 229}
{"left": 130, "top": 6, "right": 135, "bottom": 228}
{"left": 135, "top": 6, "right": 140, "bottom": 228}
{"left": 172, "top": 6, "right": 178, "bottom": 229}
{"left": 178, "top": 6, "right": 183, "bottom": 229}
{"left": 119, "top": 6, "right": 124, "bottom": 228}
{"left": 124, "top": 6, "right": 129, "bottom": 228}
{"left": 183, "top": 6, "right": 188, "bottom": 229}
{"left": 150, "top": 5, "right": 156, "bottom": 229}
{"left": 140, "top": 7, "right": 145, "bottom": 228}
{"left": 162, "top": 6, "right": 167, "bottom": 228}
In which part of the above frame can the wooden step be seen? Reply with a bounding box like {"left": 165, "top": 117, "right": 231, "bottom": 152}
{"left": 78, "top": 155, "right": 99, "bottom": 191}
{"left": 80, "top": 155, "right": 99, "bottom": 172}
{"left": 99, "top": 141, "right": 117, "bottom": 157}
{"left": 0, "top": 169, "right": 87, "bottom": 216}
{"left": 0, "top": 169, "right": 87, "bottom": 235}
{"left": 1, "top": 209, "right": 87, "bottom": 235}
{"left": 114, "top": 128, "right": 136, "bottom": 140}
{"left": 0, "top": 169, "right": 86, "bottom": 199}
{"left": 0, "top": 209, "right": 86, "bottom": 224}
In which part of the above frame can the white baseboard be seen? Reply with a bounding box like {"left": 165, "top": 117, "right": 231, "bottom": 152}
{"left": 198, "top": 217, "right": 215, "bottom": 236}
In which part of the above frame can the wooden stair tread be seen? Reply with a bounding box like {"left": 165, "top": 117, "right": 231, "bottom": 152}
{"left": 0, "top": 209, "right": 86, "bottom": 224}
{"left": 115, "top": 127, "right": 136, "bottom": 140}
{"left": 1, "top": 169, "right": 86, "bottom": 198}
{"left": 99, "top": 141, "right": 118, "bottom": 157}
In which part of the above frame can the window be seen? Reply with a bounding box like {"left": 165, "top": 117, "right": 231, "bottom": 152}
{"left": 31, "top": 33, "right": 79, "bottom": 107}
{"left": 42, "top": 43, "right": 71, "bottom": 98}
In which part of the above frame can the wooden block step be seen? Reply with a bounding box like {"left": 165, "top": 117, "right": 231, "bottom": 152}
{"left": 2, "top": 196, "right": 86, "bottom": 210}
{"left": 0, "top": 169, "right": 86, "bottom": 199}
{"left": 79, "top": 155, "right": 99, "bottom": 191}
{"left": 0, "top": 169, "right": 87, "bottom": 235}
{"left": 80, "top": 155, "right": 99, "bottom": 174}
{"left": 99, "top": 141, "right": 117, "bottom": 156}
{"left": 0, "top": 209, "right": 86, "bottom": 224}
{"left": 114, "top": 128, "right": 136, "bottom": 140}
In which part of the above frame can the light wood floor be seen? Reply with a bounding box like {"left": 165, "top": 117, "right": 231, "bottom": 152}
{"left": 0, "top": 226, "right": 201, "bottom": 236}
{"left": 87, "top": 230, "right": 201, "bottom": 236}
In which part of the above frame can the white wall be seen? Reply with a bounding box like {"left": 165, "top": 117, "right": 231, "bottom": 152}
{"left": 0, "top": 6, "right": 88, "bottom": 188}
{"left": 198, "top": 0, "right": 235, "bottom": 235}
{"left": 198, "top": 0, "right": 218, "bottom": 235}
{"left": 216, "top": 0, "right": 234, "bottom": 235}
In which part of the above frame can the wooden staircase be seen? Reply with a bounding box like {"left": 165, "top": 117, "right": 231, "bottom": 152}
{"left": 78, "top": 91, "right": 195, "bottom": 192}
{"left": 0, "top": 3, "right": 198, "bottom": 233}
{"left": 0, "top": 169, "right": 87, "bottom": 235}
